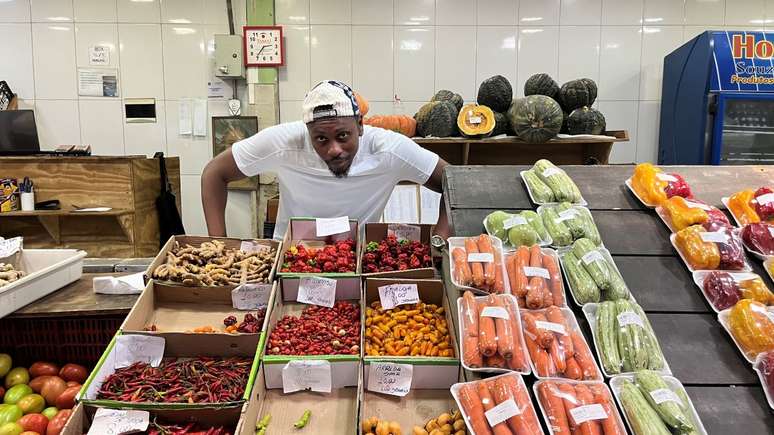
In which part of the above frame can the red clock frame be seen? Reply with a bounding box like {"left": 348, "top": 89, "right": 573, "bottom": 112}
{"left": 243, "top": 25, "right": 284, "bottom": 67}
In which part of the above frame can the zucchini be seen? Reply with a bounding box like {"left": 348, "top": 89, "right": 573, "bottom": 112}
{"left": 596, "top": 301, "right": 621, "bottom": 374}
{"left": 615, "top": 299, "right": 648, "bottom": 372}
{"left": 521, "top": 210, "right": 549, "bottom": 241}
{"left": 632, "top": 303, "right": 665, "bottom": 370}
{"left": 634, "top": 370, "right": 695, "bottom": 433}
{"left": 523, "top": 169, "right": 555, "bottom": 202}
{"left": 540, "top": 206, "right": 573, "bottom": 246}
{"left": 556, "top": 202, "right": 585, "bottom": 239}
{"left": 563, "top": 251, "right": 600, "bottom": 304}
{"left": 577, "top": 207, "right": 602, "bottom": 245}
{"left": 571, "top": 238, "right": 611, "bottom": 290}
{"left": 507, "top": 223, "right": 538, "bottom": 247}
{"left": 619, "top": 380, "right": 672, "bottom": 435}
{"left": 605, "top": 265, "right": 630, "bottom": 301}
{"left": 674, "top": 386, "right": 701, "bottom": 435}
{"left": 534, "top": 159, "right": 579, "bottom": 202}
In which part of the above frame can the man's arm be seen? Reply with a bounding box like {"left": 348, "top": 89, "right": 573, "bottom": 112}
{"left": 201, "top": 149, "right": 246, "bottom": 236}
{"left": 423, "top": 158, "right": 451, "bottom": 239}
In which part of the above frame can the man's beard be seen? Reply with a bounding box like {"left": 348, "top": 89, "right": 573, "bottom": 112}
{"left": 327, "top": 159, "right": 350, "bottom": 178}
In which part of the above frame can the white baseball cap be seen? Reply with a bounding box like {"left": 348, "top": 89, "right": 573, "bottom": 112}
{"left": 302, "top": 80, "right": 361, "bottom": 124}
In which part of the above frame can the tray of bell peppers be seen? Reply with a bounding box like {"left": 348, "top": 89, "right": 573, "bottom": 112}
{"left": 692, "top": 270, "right": 774, "bottom": 312}
{"left": 626, "top": 163, "right": 693, "bottom": 208}
{"left": 741, "top": 222, "right": 774, "bottom": 260}
{"left": 724, "top": 187, "right": 774, "bottom": 226}
{"left": 655, "top": 196, "right": 731, "bottom": 233}
{"left": 671, "top": 222, "right": 750, "bottom": 272}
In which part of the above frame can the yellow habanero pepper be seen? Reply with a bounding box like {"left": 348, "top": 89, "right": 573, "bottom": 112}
{"left": 728, "top": 189, "right": 760, "bottom": 225}
{"left": 674, "top": 224, "right": 720, "bottom": 270}
{"left": 631, "top": 163, "right": 668, "bottom": 206}
{"left": 662, "top": 196, "right": 708, "bottom": 231}
{"left": 729, "top": 299, "right": 774, "bottom": 358}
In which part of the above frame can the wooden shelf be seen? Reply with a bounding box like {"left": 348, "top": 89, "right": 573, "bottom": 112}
{"left": 0, "top": 209, "right": 131, "bottom": 217}
{"left": 0, "top": 209, "right": 133, "bottom": 244}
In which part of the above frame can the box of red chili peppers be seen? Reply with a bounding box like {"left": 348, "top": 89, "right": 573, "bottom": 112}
{"left": 78, "top": 331, "right": 262, "bottom": 410}
{"left": 360, "top": 223, "right": 436, "bottom": 279}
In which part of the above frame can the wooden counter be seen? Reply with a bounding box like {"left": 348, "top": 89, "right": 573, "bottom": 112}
{"left": 0, "top": 155, "right": 181, "bottom": 257}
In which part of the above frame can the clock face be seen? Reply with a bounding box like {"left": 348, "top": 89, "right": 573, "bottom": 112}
{"left": 244, "top": 26, "right": 283, "bottom": 66}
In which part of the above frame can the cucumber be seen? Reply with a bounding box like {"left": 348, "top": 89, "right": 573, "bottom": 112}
{"left": 634, "top": 370, "right": 695, "bottom": 433}
{"left": 534, "top": 159, "right": 581, "bottom": 203}
{"left": 563, "top": 252, "right": 600, "bottom": 304}
{"left": 615, "top": 299, "right": 648, "bottom": 372}
{"left": 576, "top": 207, "right": 602, "bottom": 245}
{"left": 523, "top": 169, "right": 555, "bottom": 202}
{"left": 556, "top": 202, "right": 585, "bottom": 239}
{"left": 605, "top": 265, "right": 630, "bottom": 301}
{"left": 540, "top": 206, "right": 573, "bottom": 246}
{"left": 674, "top": 386, "right": 701, "bottom": 435}
{"left": 596, "top": 301, "right": 621, "bottom": 374}
{"left": 632, "top": 303, "right": 665, "bottom": 370}
{"left": 571, "top": 238, "right": 611, "bottom": 290}
{"left": 521, "top": 210, "right": 549, "bottom": 242}
{"left": 619, "top": 380, "right": 672, "bottom": 435}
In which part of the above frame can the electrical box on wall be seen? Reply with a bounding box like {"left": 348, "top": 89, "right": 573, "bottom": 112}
{"left": 215, "top": 34, "right": 244, "bottom": 78}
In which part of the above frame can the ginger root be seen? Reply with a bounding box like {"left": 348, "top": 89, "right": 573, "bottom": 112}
{"left": 0, "top": 263, "right": 25, "bottom": 287}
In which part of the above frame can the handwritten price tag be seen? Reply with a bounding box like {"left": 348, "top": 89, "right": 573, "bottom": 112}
{"left": 114, "top": 335, "right": 165, "bottom": 369}
{"left": 503, "top": 215, "right": 528, "bottom": 229}
{"left": 87, "top": 408, "right": 150, "bottom": 435}
{"left": 367, "top": 362, "right": 412, "bottom": 397}
{"left": 581, "top": 250, "right": 605, "bottom": 265}
{"left": 485, "top": 398, "right": 520, "bottom": 426}
{"left": 378, "top": 283, "right": 419, "bottom": 310}
{"left": 240, "top": 240, "right": 270, "bottom": 254}
{"left": 523, "top": 266, "right": 550, "bottom": 279}
{"left": 316, "top": 216, "right": 350, "bottom": 237}
{"left": 655, "top": 173, "right": 678, "bottom": 182}
{"left": 699, "top": 231, "right": 729, "bottom": 243}
{"left": 297, "top": 276, "right": 337, "bottom": 308}
{"left": 684, "top": 200, "right": 710, "bottom": 210}
{"left": 0, "top": 236, "right": 22, "bottom": 259}
{"left": 387, "top": 223, "right": 422, "bottom": 242}
{"left": 616, "top": 311, "right": 644, "bottom": 328}
{"left": 231, "top": 283, "right": 272, "bottom": 310}
{"left": 467, "top": 253, "right": 494, "bottom": 263}
{"left": 481, "top": 306, "right": 509, "bottom": 319}
{"left": 649, "top": 388, "right": 683, "bottom": 406}
{"left": 569, "top": 404, "right": 607, "bottom": 424}
{"left": 542, "top": 167, "right": 563, "bottom": 178}
{"left": 535, "top": 320, "right": 566, "bottom": 335}
{"left": 282, "top": 360, "right": 332, "bottom": 393}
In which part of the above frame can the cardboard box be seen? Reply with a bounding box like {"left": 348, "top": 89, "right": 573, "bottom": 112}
{"left": 121, "top": 281, "right": 276, "bottom": 354}
{"left": 359, "top": 388, "right": 460, "bottom": 434}
{"left": 360, "top": 223, "right": 436, "bottom": 279}
{"left": 262, "top": 281, "right": 363, "bottom": 389}
{"left": 277, "top": 217, "right": 361, "bottom": 277}
{"left": 145, "top": 235, "right": 281, "bottom": 289}
{"left": 363, "top": 278, "right": 460, "bottom": 390}
{"left": 79, "top": 332, "right": 261, "bottom": 410}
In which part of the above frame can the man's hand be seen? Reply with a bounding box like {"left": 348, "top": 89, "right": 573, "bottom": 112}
{"left": 424, "top": 158, "right": 451, "bottom": 240}
{"left": 201, "top": 149, "right": 247, "bottom": 236}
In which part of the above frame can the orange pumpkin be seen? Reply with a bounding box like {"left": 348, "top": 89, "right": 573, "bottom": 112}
{"left": 364, "top": 115, "right": 416, "bottom": 137}
{"left": 354, "top": 93, "right": 369, "bottom": 116}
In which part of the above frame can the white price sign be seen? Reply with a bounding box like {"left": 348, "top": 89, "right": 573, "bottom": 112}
{"left": 485, "top": 398, "right": 521, "bottom": 426}
{"left": 535, "top": 320, "right": 566, "bottom": 335}
{"left": 231, "top": 283, "right": 272, "bottom": 310}
{"left": 282, "top": 360, "right": 332, "bottom": 393}
{"left": 367, "top": 362, "right": 412, "bottom": 396}
{"left": 387, "top": 223, "right": 421, "bottom": 242}
{"left": 315, "top": 216, "right": 350, "bottom": 237}
{"left": 297, "top": 276, "right": 337, "bottom": 308}
{"left": 378, "top": 283, "right": 419, "bottom": 310}
{"left": 649, "top": 388, "right": 683, "bottom": 406}
{"left": 569, "top": 404, "right": 607, "bottom": 424}
{"left": 0, "top": 236, "right": 22, "bottom": 259}
{"left": 87, "top": 409, "right": 150, "bottom": 435}
{"left": 757, "top": 192, "right": 774, "bottom": 205}
{"left": 616, "top": 311, "right": 644, "bottom": 328}
{"left": 503, "top": 215, "right": 528, "bottom": 229}
{"left": 542, "top": 167, "right": 563, "bottom": 178}
{"left": 684, "top": 200, "right": 710, "bottom": 210}
{"left": 240, "top": 240, "right": 271, "bottom": 253}
{"left": 467, "top": 253, "right": 494, "bottom": 263}
{"left": 699, "top": 232, "right": 729, "bottom": 243}
{"left": 114, "top": 335, "right": 165, "bottom": 369}
{"left": 481, "top": 306, "right": 509, "bottom": 319}
{"left": 655, "top": 173, "right": 678, "bottom": 182}
{"left": 523, "top": 266, "right": 550, "bottom": 279}
{"left": 581, "top": 250, "right": 605, "bottom": 265}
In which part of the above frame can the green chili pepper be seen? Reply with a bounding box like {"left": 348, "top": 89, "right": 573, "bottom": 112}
{"left": 255, "top": 413, "right": 271, "bottom": 433}
{"left": 294, "top": 409, "right": 311, "bottom": 429}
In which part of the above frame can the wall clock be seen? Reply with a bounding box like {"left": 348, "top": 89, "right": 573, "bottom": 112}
{"left": 244, "top": 26, "right": 284, "bottom": 67}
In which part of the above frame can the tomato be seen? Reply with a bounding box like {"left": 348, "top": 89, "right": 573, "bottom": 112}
{"left": 28, "top": 364, "right": 58, "bottom": 379}
{"left": 0, "top": 355, "right": 11, "bottom": 378}
{"left": 0, "top": 422, "right": 22, "bottom": 435}
{"left": 39, "top": 380, "right": 64, "bottom": 408}
{"left": 3, "top": 386, "right": 32, "bottom": 405}
{"left": 53, "top": 388, "right": 77, "bottom": 412}
{"left": 45, "top": 410, "right": 70, "bottom": 435}
{"left": 27, "top": 379, "right": 49, "bottom": 396}
{"left": 17, "top": 414, "right": 47, "bottom": 434}
{"left": 4, "top": 369, "right": 29, "bottom": 389}
{"left": 16, "top": 395, "right": 44, "bottom": 415}
{"left": 0, "top": 405, "right": 22, "bottom": 425}
{"left": 57, "top": 366, "right": 86, "bottom": 385}
{"left": 39, "top": 409, "right": 55, "bottom": 421}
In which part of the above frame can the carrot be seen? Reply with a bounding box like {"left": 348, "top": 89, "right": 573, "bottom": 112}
{"left": 462, "top": 291, "right": 479, "bottom": 337}
{"left": 517, "top": 296, "right": 526, "bottom": 308}
{"left": 477, "top": 382, "right": 514, "bottom": 435}
{"left": 549, "top": 335, "right": 567, "bottom": 373}
{"left": 525, "top": 335, "right": 551, "bottom": 377}
{"left": 453, "top": 247, "right": 472, "bottom": 286}
{"left": 542, "top": 276, "right": 554, "bottom": 308}
{"left": 485, "top": 353, "right": 507, "bottom": 368}
{"left": 466, "top": 238, "right": 485, "bottom": 288}
{"left": 543, "top": 253, "right": 564, "bottom": 306}
{"left": 491, "top": 295, "right": 514, "bottom": 359}
{"left": 459, "top": 384, "right": 494, "bottom": 435}
{"left": 574, "top": 384, "right": 603, "bottom": 435}
{"left": 463, "top": 335, "right": 483, "bottom": 368}
{"left": 502, "top": 296, "right": 526, "bottom": 370}
{"left": 557, "top": 383, "right": 581, "bottom": 430}
{"left": 478, "top": 299, "right": 498, "bottom": 357}
{"left": 501, "top": 375, "right": 543, "bottom": 435}
{"left": 589, "top": 384, "right": 625, "bottom": 435}
{"left": 493, "top": 247, "right": 505, "bottom": 293}
{"left": 547, "top": 306, "right": 574, "bottom": 360}
{"left": 526, "top": 276, "right": 545, "bottom": 309}
{"left": 514, "top": 247, "right": 530, "bottom": 297}
{"left": 478, "top": 235, "right": 497, "bottom": 289}
{"left": 506, "top": 254, "right": 519, "bottom": 296}
{"left": 570, "top": 331, "right": 599, "bottom": 380}
{"left": 538, "top": 382, "right": 571, "bottom": 435}
{"left": 564, "top": 357, "right": 583, "bottom": 380}
{"left": 491, "top": 377, "right": 532, "bottom": 435}
{"left": 522, "top": 312, "right": 554, "bottom": 348}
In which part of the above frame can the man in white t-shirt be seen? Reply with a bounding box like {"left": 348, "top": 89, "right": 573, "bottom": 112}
{"left": 201, "top": 80, "right": 449, "bottom": 241}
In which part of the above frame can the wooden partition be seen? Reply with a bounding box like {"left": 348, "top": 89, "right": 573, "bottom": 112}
{"left": 0, "top": 155, "right": 181, "bottom": 257}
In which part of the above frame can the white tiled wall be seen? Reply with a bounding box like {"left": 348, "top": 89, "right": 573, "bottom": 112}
{"left": 276, "top": 0, "right": 774, "bottom": 164}
{"left": 0, "top": 0, "right": 252, "bottom": 237}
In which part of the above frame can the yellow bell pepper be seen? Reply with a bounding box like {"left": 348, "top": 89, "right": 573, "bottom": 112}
{"left": 662, "top": 196, "right": 708, "bottom": 231}
{"left": 739, "top": 277, "right": 774, "bottom": 305}
{"left": 728, "top": 189, "right": 760, "bottom": 224}
{"left": 631, "top": 163, "right": 668, "bottom": 206}
{"left": 674, "top": 224, "right": 720, "bottom": 270}
{"left": 729, "top": 299, "right": 774, "bottom": 358}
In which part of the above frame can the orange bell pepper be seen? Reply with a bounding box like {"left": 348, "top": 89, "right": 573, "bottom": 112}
{"left": 728, "top": 189, "right": 760, "bottom": 225}
{"left": 631, "top": 163, "right": 668, "bottom": 206}
{"left": 662, "top": 196, "right": 708, "bottom": 231}
{"left": 674, "top": 224, "right": 720, "bottom": 270}
{"left": 739, "top": 277, "right": 774, "bottom": 305}
{"left": 729, "top": 299, "right": 774, "bottom": 358}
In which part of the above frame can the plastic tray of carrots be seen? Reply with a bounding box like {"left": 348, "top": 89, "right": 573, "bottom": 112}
{"left": 521, "top": 307, "right": 602, "bottom": 380}
{"left": 505, "top": 245, "right": 566, "bottom": 309}
{"left": 534, "top": 380, "right": 627, "bottom": 435}
{"left": 457, "top": 291, "right": 530, "bottom": 374}
{"left": 451, "top": 372, "right": 545, "bottom": 435}
{"left": 449, "top": 235, "right": 510, "bottom": 294}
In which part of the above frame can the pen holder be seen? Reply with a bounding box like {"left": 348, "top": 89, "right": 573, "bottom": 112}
{"left": 20, "top": 192, "right": 34, "bottom": 211}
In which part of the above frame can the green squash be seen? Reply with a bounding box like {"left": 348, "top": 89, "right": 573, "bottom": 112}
{"left": 524, "top": 73, "right": 560, "bottom": 100}
{"left": 568, "top": 106, "right": 606, "bottom": 135}
{"left": 560, "top": 111, "right": 569, "bottom": 134}
{"left": 457, "top": 103, "right": 495, "bottom": 138}
{"left": 559, "top": 78, "right": 598, "bottom": 111}
{"left": 414, "top": 101, "right": 458, "bottom": 137}
{"left": 491, "top": 111, "right": 511, "bottom": 136}
{"left": 508, "top": 95, "right": 563, "bottom": 143}
{"left": 477, "top": 75, "right": 513, "bottom": 112}
{"left": 431, "top": 89, "right": 464, "bottom": 112}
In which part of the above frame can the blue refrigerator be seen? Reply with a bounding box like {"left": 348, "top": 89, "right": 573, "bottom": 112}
{"left": 659, "top": 30, "right": 774, "bottom": 165}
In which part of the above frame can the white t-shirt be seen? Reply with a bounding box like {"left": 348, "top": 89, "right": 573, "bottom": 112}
{"left": 232, "top": 121, "right": 439, "bottom": 239}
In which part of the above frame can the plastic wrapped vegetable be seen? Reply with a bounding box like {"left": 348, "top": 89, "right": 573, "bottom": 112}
{"left": 674, "top": 225, "right": 751, "bottom": 270}
{"left": 702, "top": 223, "right": 746, "bottom": 270}
{"left": 505, "top": 246, "right": 565, "bottom": 309}
{"left": 662, "top": 173, "right": 693, "bottom": 199}
{"left": 631, "top": 163, "right": 668, "bottom": 206}
{"left": 703, "top": 271, "right": 742, "bottom": 310}
{"left": 728, "top": 189, "right": 761, "bottom": 224}
{"left": 754, "top": 187, "right": 774, "bottom": 221}
{"left": 661, "top": 197, "right": 708, "bottom": 231}
{"left": 758, "top": 351, "right": 774, "bottom": 400}
{"left": 728, "top": 299, "right": 774, "bottom": 359}
{"left": 742, "top": 223, "right": 774, "bottom": 255}
{"left": 535, "top": 381, "right": 626, "bottom": 435}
